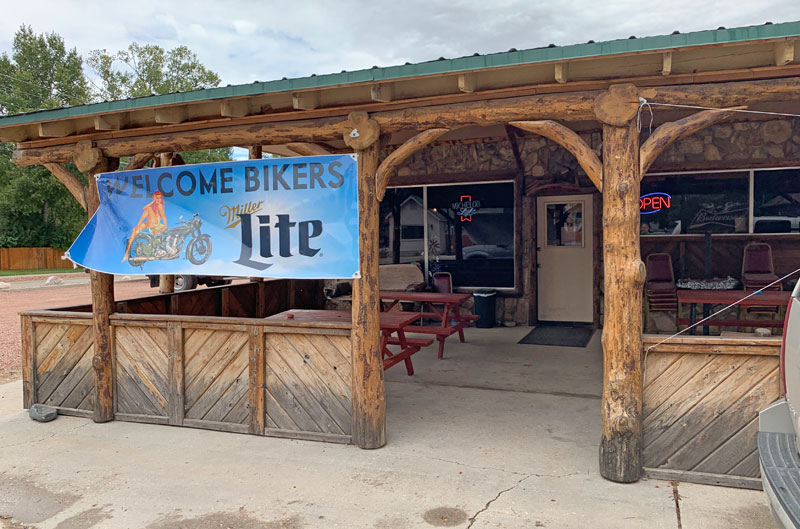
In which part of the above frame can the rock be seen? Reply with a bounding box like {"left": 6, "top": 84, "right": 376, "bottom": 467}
{"left": 44, "top": 276, "right": 63, "bottom": 286}
{"left": 755, "top": 328, "right": 772, "bottom": 338}
{"left": 766, "top": 145, "right": 785, "bottom": 159}
{"left": 761, "top": 120, "right": 792, "bottom": 144}
{"left": 677, "top": 137, "right": 704, "bottom": 155}
{"left": 0, "top": 282, "right": 10, "bottom": 290}
{"left": 714, "top": 124, "right": 733, "bottom": 139}
{"left": 704, "top": 144, "right": 721, "bottom": 161}
{"left": 29, "top": 404, "right": 58, "bottom": 422}
{"left": 530, "top": 164, "right": 545, "bottom": 177}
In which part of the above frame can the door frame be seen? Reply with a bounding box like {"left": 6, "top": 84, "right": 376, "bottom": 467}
{"left": 534, "top": 193, "right": 596, "bottom": 324}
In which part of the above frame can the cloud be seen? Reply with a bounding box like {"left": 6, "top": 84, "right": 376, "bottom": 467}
{"left": 1, "top": 1, "right": 799, "bottom": 89}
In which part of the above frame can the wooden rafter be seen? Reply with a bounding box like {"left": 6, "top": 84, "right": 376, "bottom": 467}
{"left": 43, "top": 163, "right": 87, "bottom": 210}
{"left": 375, "top": 128, "right": 449, "bottom": 201}
{"left": 639, "top": 107, "right": 743, "bottom": 177}
{"left": 510, "top": 120, "right": 602, "bottom": 192}
{"left": 286, "top": 142, "right": 332, "bottom": 156}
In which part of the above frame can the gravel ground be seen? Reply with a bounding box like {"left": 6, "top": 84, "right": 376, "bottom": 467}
{"left": 0, "top": 280, "right": 156, "bottom": 384}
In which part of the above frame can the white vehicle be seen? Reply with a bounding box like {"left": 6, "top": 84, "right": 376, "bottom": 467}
{"left": 759, "top": 279, "right": 800, "bottom": 528}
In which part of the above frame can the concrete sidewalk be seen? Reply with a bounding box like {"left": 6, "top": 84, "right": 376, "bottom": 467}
{"left": 0, "top": 328, "right": 776, "bottom": 529}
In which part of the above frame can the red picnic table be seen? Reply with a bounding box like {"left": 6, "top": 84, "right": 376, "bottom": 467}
{"left": 677, "top": 289, "right": 791, "bottom": 335}
{"left": 379, "top": 291, "right": 480, "bottom": 359}
{"left": 263, "top": 309, "right": 431, "bottom": 376}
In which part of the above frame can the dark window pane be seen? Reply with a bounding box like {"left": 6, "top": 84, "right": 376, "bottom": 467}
{"left": 754, "top": 169, "right": 800, "bottom": 233}
{"left": 640, "top": 172, "right": 748, "bottom": 235}
{"left": 379, "top": 188, "right": 424, "bottom": 264}
{"left": 427, "top": 182, "right": 515, "bottom": 288}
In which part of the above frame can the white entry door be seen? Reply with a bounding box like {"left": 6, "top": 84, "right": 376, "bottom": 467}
{"left": 536, "top": 195, "right": 593, "bottom": 322}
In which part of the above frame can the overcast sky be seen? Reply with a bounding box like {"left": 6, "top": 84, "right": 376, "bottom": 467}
{"left": 3, "top": 1, "right": 800, "bottom": 89}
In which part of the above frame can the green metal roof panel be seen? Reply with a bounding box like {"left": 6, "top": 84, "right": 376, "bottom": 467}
{"left": 1, "top": 21, "right": 799, "bottom": 127}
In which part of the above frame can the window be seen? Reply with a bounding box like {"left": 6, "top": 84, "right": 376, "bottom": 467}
{"left": 379, "top": 187, "right": 424, "bottom": 264}
{"left": 427, "top": 182, "right": 515, "bottom": 288}
{"left": 640, "top": 172, "right": 749, "bottom": 235}
{"left": 754, "top": 168, "right": 800, "bottom": 233}
{"left": 545, "top": 202, "right": 583, "bottom": 247}
{"left": 380, "top": 182, "right": 516, "bottom": 288}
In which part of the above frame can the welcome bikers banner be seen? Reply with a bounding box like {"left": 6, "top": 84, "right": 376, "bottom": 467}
{"left": 68, "top": 154, "right": 360, "bottom": 279}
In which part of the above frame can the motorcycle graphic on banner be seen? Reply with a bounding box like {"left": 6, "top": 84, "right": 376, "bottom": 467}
{"left": 68, "top": 155, "right": 360, "bottom": 279}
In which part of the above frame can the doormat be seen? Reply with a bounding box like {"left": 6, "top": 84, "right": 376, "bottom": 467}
{"left": 518, "top": 323, "right": 594, "bottom": 348}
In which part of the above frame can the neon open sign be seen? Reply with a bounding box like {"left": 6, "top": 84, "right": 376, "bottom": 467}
{"left": 640, "top": 192, "right": 672, "bottom": 215}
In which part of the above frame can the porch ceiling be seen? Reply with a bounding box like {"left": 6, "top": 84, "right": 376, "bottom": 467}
{"left": 0, "top": 22, "right": 799, "bottom": 150}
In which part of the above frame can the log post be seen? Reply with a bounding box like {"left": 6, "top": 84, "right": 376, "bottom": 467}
{"left": 85, "top": 159, "right": 116, "bottom": 423}
{"left": 594, "top": 84, "right": 645, "bottom": 482}
{"left": 158, "top": 153, "right": 175, "bottom": 295}
{"left": 348, "top": 112, "right": 386, "bottom": 449}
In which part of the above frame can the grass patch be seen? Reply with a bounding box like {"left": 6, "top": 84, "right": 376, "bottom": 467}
{"left": 0, "top": 268, "right": 84, "bottom": 277}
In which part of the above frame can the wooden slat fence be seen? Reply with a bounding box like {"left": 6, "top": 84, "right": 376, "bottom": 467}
{"left": 21, "top": 285, "right": 352, "bottom": 443}
{"left": 0, "top": 247, "right": 72, "bottom": 270}
{"left": 642, "top": 335, "right": 782, "bottom": 489}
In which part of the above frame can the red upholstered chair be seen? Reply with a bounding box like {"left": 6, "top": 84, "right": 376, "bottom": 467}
{"left": 432, "top": 272, "right": 453, "bottom": 294}
{"left": 742, "top": 242, "right": 781, "bottom": 315}
{"left": 742, "top": 243, "right": 780, "bottom": 290}
{"left": 645, "top": 253, "right": 678, "bottom": 311}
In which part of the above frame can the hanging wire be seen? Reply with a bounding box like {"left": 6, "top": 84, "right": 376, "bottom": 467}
{"left": 638, "top": 99, "right": 800, "bottom": 121}
{"left": 643, "top": 267, "right": 800, "bottom": 385}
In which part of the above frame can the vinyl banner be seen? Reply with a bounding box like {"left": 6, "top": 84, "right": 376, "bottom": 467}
{"left": 68, "top": 154, "right": 360, "bottom": 279}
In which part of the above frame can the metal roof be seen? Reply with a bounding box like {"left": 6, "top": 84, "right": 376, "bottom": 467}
{"left": 1, "top": 20, "right": 799, "bottom": 127}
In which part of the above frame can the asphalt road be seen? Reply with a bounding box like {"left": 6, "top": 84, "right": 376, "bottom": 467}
{"left": 0, "top": 276, "right": 156, "bottom": 384}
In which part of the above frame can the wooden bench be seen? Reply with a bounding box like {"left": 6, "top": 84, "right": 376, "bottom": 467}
{"left": 381, "top": 336, "right": 434, "bottom": 375}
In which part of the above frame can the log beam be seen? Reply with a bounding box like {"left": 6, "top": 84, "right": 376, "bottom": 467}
{"left": 510, "top": 120, "right": 602, "bottom": 192}
{"left": 248, "top": 144, "right": 263, "bottom": 160}
{"left": 86, "top": 163, "right": 115, "bottom": 423}
{"left": 596, "top": 85, "right": 645, "bottom": 483}
{"left": 285, "top": 142, "right": 332, "bottom": 156}
{"left": 640, "top": 107, "right": 743, "bottom": 176}
{"left": 375, "top": 128, "right": 449, "bottom": 201}
{"left": 43, "top": 163, "right": 87, "bottom": 210}
{"left": 123, "top": 153, "right": 154, "bottom": 170}
{"left": 351, "top": 135, "right": 386, "bottom": 449}
{"left": 12, "top": 76, "right": 800, "bottom": 166}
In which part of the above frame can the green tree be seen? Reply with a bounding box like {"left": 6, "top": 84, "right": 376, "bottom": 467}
{"left": 0, "top": 24, "right": 89, "bottom": 115}
{"left": 0, "top": 26, "right": 90, "bottom": 248}
{"left": 88, "top": 43, "right": 221, "bottom": 100}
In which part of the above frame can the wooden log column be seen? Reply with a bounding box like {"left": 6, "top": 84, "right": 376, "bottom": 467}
{"left": 595, "top": 85, "right": 645, "bottom": 482}
{"left": 158, "top": 153, "right": 175, "bottom": 295}
{"left": 83, "top": 151, "right": 117, "bottom": 423}
{"left": 346, "top": 112, "right": 386, "bottom": 449}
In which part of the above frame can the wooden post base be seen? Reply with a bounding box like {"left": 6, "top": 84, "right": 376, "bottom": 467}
{"left": 600, "top": 432, "right": 643, "bottom": 483}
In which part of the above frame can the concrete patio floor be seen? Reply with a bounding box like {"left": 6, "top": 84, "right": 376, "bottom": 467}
{"left": 0, "top": 326, "right": 776, "bottom": 529}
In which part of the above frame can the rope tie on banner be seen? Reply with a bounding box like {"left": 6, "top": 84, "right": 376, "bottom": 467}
{"left": 643, "top": 267, "right": 800, "bottom": 385}
{"left": 637, "top": 97, "right": 654, "bottom": 134}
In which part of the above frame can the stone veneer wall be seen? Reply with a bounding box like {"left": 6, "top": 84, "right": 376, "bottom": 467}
{"left": 362, "top": 118, "right": 800, "bottom": 326}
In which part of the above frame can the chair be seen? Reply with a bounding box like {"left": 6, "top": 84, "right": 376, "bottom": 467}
{"left": 741, "top": 242, "right": 781, "bottom": 315}
{"left": 645, "top": 253, "right": 678, "bottom": 311}
{"left": 741, "top": 243, "right": 780, "bottom": 290}
{"left": 432, "top": 272, "right": 453, "bottom": 294}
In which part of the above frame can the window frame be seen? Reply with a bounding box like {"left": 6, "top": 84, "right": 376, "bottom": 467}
{"left": 642, "top": 165, "right": 800, "bottom": 238}
{"left": 385, "top": 179, "right": 520, "bottom": 292}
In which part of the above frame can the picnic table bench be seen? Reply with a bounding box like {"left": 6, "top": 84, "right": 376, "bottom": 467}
{"left": 264, "top": 309, "right": 431, "bottom": 375}
{"left": 379, "top": 291, "right": 479, "bottom": 359}
{"left": 677, "top": 289, "right": 791, "bottom": 335}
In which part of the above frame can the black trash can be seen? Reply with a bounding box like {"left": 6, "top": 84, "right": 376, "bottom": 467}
{"left": 473, "top": 289, "right": 497, "bottom": 328}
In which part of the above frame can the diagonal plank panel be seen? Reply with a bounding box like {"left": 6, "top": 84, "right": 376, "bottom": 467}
{"left": 115, "top": 326, "right": 169, "bottom": 416}
{"left": 265, "top": 332, "right": 352, "bottom": 437}
{"left": 33, "top": 321, "right": 94, "bottom": 411}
